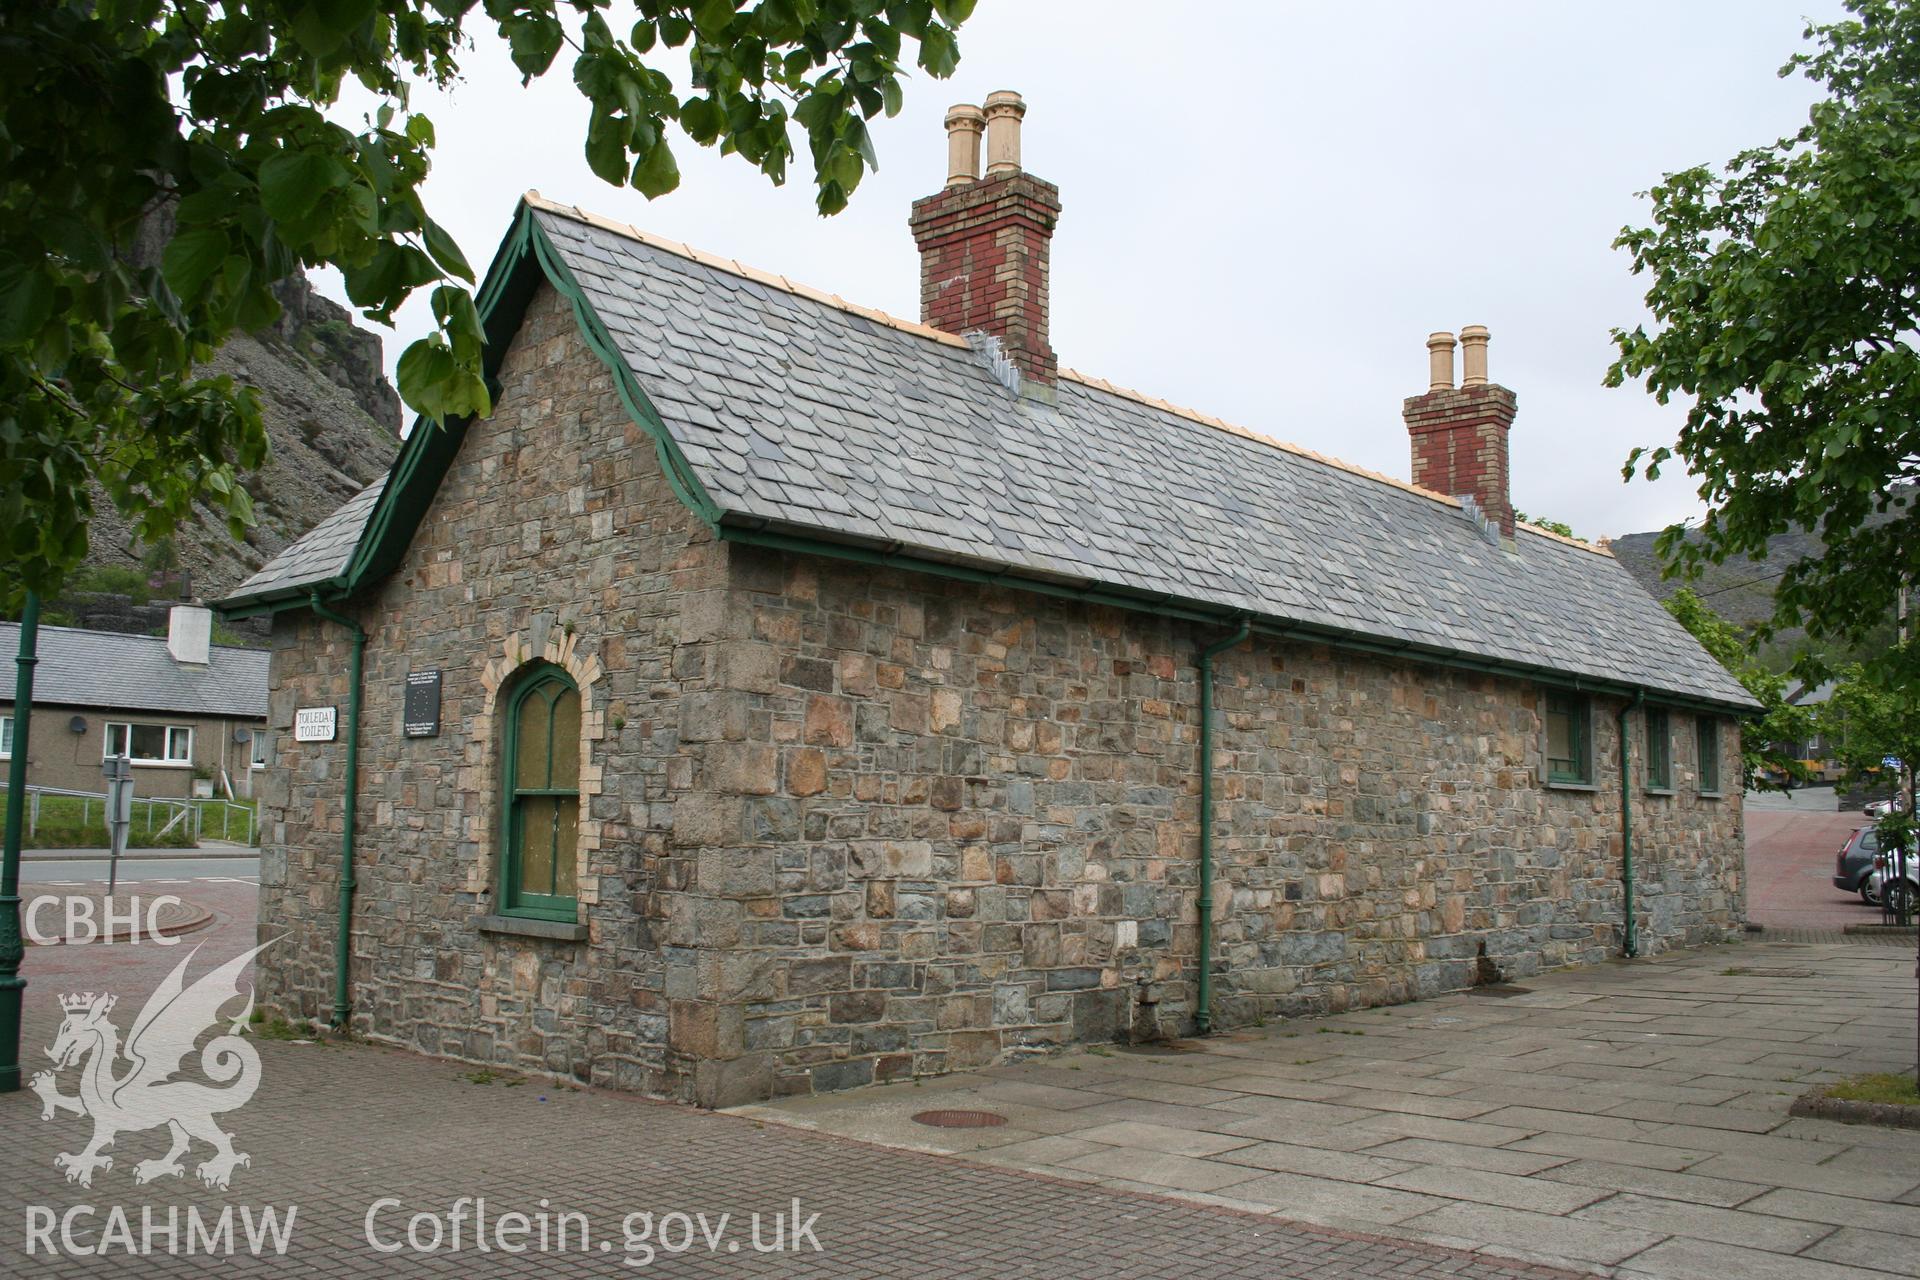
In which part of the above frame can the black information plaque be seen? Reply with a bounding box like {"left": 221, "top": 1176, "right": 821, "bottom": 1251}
{"left": 404, "top": 669, "right": 442, "bottom": 738}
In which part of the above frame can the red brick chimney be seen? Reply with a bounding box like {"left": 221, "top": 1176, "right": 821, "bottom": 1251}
{"left": 1402, "top": 326, "right": 1518, "bottom": 536}
{"left": 909, "top": 90, "right": 1061, "bottom": 386}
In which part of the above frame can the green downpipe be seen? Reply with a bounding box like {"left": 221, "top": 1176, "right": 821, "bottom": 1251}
{"left": 0, "top": 591, "right": 40, "bottom": 1093}
{"left": 309, "top": 594, "right": 365, "bottom": 1028}
{"left": 1619, "top": 691, "right": 1643, "bottom": 958}
{"left": 1196, "top": 619, "right": 1252, "bottom": 1034}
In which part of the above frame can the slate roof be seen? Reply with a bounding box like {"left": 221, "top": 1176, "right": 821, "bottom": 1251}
{"left": 0, "top": 623, "right": 267, "bottom": 719}
{"left": 225, "top": 196, "right": 1758, "bottom": 711}
{"left": 226, "top": 476, "right": 386, "bottom": 602}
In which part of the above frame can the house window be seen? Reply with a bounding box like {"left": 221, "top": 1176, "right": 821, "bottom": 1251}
{"left": 1697, "top": 716, "right": 1722, "bottom": 795}
{"left": 500, "top": 665, "right": 581, "bottom": 920}
{"left": 250, "top": 732, "right": 268, "bottom": 769}
{"left": 104, "top": 721, "right": 193, "bottom": 765}
{"left": 1544, "top": 691, "right": 1593, "bottom": 786}
{"left": 1645, "top": 708, "right": 1672, "bottom": 792}
{"left": 0, "top": 714, "right": 11, "bottom": 759}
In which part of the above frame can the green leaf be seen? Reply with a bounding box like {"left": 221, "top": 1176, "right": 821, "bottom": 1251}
{"left": 0, "top": 266, "right": 54, "bottom": 346}
{"left": 422, "top": 218, "right": 472, "bottom": 283}
{"left": 632, "top": 138, "right": 681, "bottom": 198}
{"left": 506, "top": 14, "right": 565, "bottom": 79}
{"left": 159, "top": 229, "right": 229, "bottom": 301}
{"left": 917, "top": 24, "right": 958, "bottom": 77}
{"left": 693, "top": 0, "right": 736, "bottom": 39}
{"left": 258, "top": 150, "right": 344, "bottom": 223}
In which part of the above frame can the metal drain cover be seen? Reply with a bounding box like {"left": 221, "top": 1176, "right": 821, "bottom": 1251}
{"left": 911, "top": 1109, "right": 1007, "bottom": 1129}
{"left": 1724, "top": 967, "right": 1815, "bottom": 978}
{"left": 1468, "top": 984, "right": 1533, "bottom": 998}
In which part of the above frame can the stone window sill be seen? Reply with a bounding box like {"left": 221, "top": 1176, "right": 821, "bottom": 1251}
{"left": 1645, "top": 787, "right": 1675, "bottom": 798}
{"left": 1698, "top": 791, "right": 1725, "bottom": 801}
{"left": 476, "top": 914, "right": 587, "bottom": 943}
{"left": 1545, "top": 780, "right": 1598, "bottom": 793}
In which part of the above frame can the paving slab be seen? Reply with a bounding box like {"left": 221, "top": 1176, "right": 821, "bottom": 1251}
{"left": 1379, "top": 1165, "right": 1610, "bottom": 1215}
{"left": 1211, "top": 1140, "right": 1416, "bottom": 1184}
{"left": 1506, "top": 1131, "right": 1714, "bottom": 1172}
{"left": 1058, "top": 1146, "right": 1267, "bottom": 1193}
{"left": 1619, "top": 1235, "right": 1883, "bottom": 1280}
{"left": 1534, "top": 1159, "right": 1770, "bottom": 1208}
{"left": 1399, "top": 1201, "right": 1667, "bottom": 1267}
{"left": 1573, "top": 1191, "right": 1835, "bottom": 1253}
{"left": 1740, "top": 1186, "right": 1920, "bottom": 1235}
{"left": 1365, "top": 1138, "right": 1574, "bottom": 1177}
{"left": 1070, "top": 1120, "right": 1255, "bottom": 1158}
{"left": 1803, "top": 1225, "right": 1920, "bottom": 1276}
{"left": 1225, "top": 1170, "right": 1455, "bottom": 1227}
{"left": 1686, "top": 1151, "right": 1920, "bottom": 1200}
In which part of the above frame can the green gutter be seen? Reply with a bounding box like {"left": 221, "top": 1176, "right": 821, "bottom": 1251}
{"left": 0, "top": 591, "right": 39, "bottom": 1093}
{"left": 1619, "top": 691, "right": 1643, "bottom": 958}
{"left": 1196, "top": 619, "right": 1251, "bottom": 1035}
{"left": 308, "top": 593, "right": 365, "bottom": 1028}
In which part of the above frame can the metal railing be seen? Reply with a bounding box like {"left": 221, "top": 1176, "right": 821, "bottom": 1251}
{"left": 1, "top": 784, "right": 258, "bottom": 847}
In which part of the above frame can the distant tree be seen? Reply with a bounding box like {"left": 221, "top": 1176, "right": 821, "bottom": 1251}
{"left": 1662, "top": 588, "right": 1814, "bottom": 791}
{"left": 1607, "top": 0, "right": 1919, "bottom": 685}
{"left": 0, "top": 0, "right": 973, "bottom": 611}
{"left": 1821, "top": 661, "right": 1920, "bottom": 799}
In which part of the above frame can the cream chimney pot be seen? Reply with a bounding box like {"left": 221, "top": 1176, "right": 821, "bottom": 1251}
{"left": 943, "top": 103, "right": 985, "bottom": 186}
{"left": 1426, "top": 331, "right": 1457, "bottom": 391}
{"left": 983, "top": 90, "right": 1025, "bottom": 175}
{"left": 1460, "top": 325, "right": 1491, "bottom": 386}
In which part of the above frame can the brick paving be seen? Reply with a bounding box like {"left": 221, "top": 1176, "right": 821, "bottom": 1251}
{"left": 746, "top": 939, "right": 1920, "bottom": 1278}
{"left": 1743, "top": 799, "right": 1873, "bottom": 931}
{"left": 1, "top": 877, "right": 1587, "bottom": 1278}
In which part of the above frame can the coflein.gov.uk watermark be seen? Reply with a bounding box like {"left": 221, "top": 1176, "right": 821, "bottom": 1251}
{"left": 22, "top": 1197, "right": 824, "bottom": 1265}
{"left": 365, "top": 1197, "right": 824, "bottom": 1266}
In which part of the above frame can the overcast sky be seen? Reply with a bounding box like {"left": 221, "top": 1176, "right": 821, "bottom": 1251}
{"left": 315, "top": 1, "right": 1847, "bottom": 541}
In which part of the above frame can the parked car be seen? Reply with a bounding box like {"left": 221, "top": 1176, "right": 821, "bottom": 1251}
{"left": 1866, "top": 794, "right": 1909, "bottom": 819}
{"left": 1836, "top": 827, "right": 1888, "bottom": 904}
{"left": 1865, "top": 861, "right": 1919, "bottom": 917}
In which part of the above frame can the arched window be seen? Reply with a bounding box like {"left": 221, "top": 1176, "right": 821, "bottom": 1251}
{"left": 500, "top": 665, "right": 581, "bottom": 920}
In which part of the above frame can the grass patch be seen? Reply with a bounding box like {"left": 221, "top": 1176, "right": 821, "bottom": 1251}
{"left": 1820, "top": 1073, "right": 1920, "bottom": 1106}
{"left": 2, "top": 789, "right": 258, "bottom": 849}
{"left": 251, "top": 1016, "right": 315, "bottom": 1042}
{"left": 462, "top": 1069, "right": 502, "bottom": 1085}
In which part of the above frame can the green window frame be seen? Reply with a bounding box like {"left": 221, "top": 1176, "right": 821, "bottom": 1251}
{"left": 1697, "top": 716, "right": 1722, "bottom": 796}
{"left": 500, "top": 664, "right": 581, "bottom": 921}
{"left": 1645, "top": 708, "right": 1672, "bottom": 792}
{"left": 1545, "top": 691, "right": 1593, "bottom": 786}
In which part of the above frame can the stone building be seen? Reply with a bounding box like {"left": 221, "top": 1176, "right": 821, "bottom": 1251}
{"left": 219, "top": 95, "right": 1757, "bottom": 1106}
{"left": 1, "top": 607, "right": 267, "bottom": 799}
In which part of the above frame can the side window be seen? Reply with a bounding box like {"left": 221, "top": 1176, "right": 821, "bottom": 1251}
{"left": 1697, "top": 716, "right": 1722, "bottom": 796}
{"left": 1645, "top": 708, "right": 1671, "bottom": 791}
{"left": 1545, "top": 691, "right": 1593, "bottom": 786}
{"left": 500, "top": 665, "right": 581, "bottom": 920}
{"left": 0, "top": 714, "right": 11, "bottom": 758}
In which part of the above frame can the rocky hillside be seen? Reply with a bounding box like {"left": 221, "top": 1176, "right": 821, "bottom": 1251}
{"left": 1614, "top": 501, "right": 1906, "bottom": 666}
{"left": 61, "top": 271, "right": 400, "bottom": 632}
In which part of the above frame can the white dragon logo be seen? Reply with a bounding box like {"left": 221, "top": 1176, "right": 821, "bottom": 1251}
{"left": 30, "top": 941, "right": 272, "bottom": 1190}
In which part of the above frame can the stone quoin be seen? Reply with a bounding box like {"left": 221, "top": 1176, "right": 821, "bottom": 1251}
{"left": 220, "top": 93, "right": 1756, "bottom": 1107}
